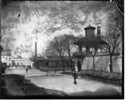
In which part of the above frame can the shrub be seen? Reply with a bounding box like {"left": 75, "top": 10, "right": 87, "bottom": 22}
{"left": 80, "top": 70, "right": 122, "bottom": 85}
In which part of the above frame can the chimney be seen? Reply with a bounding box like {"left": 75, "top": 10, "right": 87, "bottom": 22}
{"left": 97, "top": 26, "right": 101, "bottom": 38}
{"left": 35, "top": 42, "right": 37, "bottom": 57}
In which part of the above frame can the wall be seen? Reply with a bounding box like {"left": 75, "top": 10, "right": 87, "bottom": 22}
{"left": 35, "top": 60, "right": 71, "bottom": 70}
{"left": 81, "top": 56, "right": 122, "bottom": 73}
{"left": 1, "top": 56, "right": 12, "bottom": 66}
{"left": 11, "top": 58, "right": 33, "bottom": 67}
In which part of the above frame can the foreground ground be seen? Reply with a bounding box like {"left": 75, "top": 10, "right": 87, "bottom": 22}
{"left": 3, "top": 66, "right": 122, "bottom": 98}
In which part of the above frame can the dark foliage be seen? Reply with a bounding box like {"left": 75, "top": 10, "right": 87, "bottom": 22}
{"left": 80, "top": 70, "right": 122, "bottom": 85}
{"left": 62, "top": 70, "right": 122, "bottom": 86}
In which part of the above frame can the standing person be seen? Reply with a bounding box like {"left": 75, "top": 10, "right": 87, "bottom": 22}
{"left": 72, "top": 65, "right": 78, "bottom": 85}
{"left": 26, "top": 66, "right": 28, "bottom": 73}
{"left": 46, "top": 62, "right": 49, "bottom": 76}
{"left": 16, "top": 63, "right": 19, "bottom": 69}
{"left": 77, "top": 61, "right": 81, "bottom": 72}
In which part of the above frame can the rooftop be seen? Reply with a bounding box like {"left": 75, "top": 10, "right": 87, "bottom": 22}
{"left": 84, "top": 25, "right": 96, "bottom": 30}
{"left": 2, "top": 51, "right": 11, "bottom": 56}
{"left": 73, "top": 36, "right": 108, "bottom": 47}
{"left": 31, "top": 56, "right": 70, "bottom": 61}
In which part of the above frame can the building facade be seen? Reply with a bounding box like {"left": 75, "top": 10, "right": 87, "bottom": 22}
{"left": 1, "top": 49, "right": 33, "bottom": 67}
{"left": 32, "top": 56, "right": 73, "bottom": 71}
{"left": 11, "top": 58, "right": 33, "bottom": 67}
{"left": 1, "top": 50, "right": 12, "bottom": 66}
{"left": 73, "top": 25, "right": 122, "bottom": 73}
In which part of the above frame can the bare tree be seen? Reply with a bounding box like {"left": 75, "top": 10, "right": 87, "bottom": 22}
{"left": 103, "top": 24, "right": 121, "bottom": 73}
{"left": 46, "top": 34, "right": 79, "bottom": 72}
{"left": 61, "top": 34, "right": 78, "bottom": 72}
{"left": 45, "top": 42, "right": 59, "bottom": 57}
{"left": 46, "top": 37, "right": 66, "bottom": 72}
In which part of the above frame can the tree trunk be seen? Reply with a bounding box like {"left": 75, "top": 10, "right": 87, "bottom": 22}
{"left": 61, "top": 60, "right": 65, "bottom": 72}
{"left": 68, "top": 52, "right": 73, "bottom": 73}
{"left": 59, "top": 53, "right": 65, "bottom": 72}
{"left": 62, "top": 61, "right": 65, "bottom": 72}
{"left": 109, "top": 55, "right": 113, "bottom": 73}
{"left": 70, "top": 60, "right": 73, "bottom": 73}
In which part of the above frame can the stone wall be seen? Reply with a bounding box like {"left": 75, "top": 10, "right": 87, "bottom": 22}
{"left": 81, "top": 56, "right": 122, "bottom": 73}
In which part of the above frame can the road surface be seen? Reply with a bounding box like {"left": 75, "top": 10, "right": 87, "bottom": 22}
{"left": 5, "top": 66, "right": 122, "bottom": 96}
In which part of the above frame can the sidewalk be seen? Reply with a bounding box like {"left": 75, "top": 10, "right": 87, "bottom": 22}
{"left": 6, "top": 67, "right": 47, "bottom": 77}
{"left": 6, "top": 67, "right": 72, "bottom": 78}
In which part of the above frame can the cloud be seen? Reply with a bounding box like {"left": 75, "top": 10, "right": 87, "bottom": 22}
{"left": 1, "top": 1, "right": 119, "bottom": 58}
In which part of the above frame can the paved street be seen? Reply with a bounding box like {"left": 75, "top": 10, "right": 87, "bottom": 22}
{"left": 5, "top": 66, "right": 122, "bottom": 96}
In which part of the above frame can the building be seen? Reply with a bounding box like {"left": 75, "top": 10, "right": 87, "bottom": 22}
{"left": 1, "top": 49, "right": 12, "bottom": 66}
{"left": 73, "top": 25, "right": 121, "bottom": 73}
{"left": 32, "top": 56, "right": 73, "bottom": 71}
{"left": 1, "top": 49, "right": 33, "bottom": 67}
{"left": 11, "top": 58, "right": 33, "bottom": 67}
